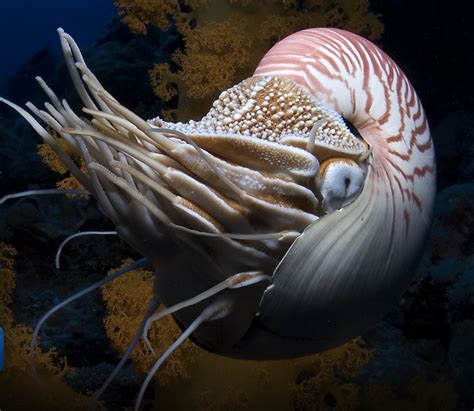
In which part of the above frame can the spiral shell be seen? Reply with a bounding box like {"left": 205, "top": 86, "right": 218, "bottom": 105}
{"left": 246, "top": 28, "right": 437, "bottom": 357}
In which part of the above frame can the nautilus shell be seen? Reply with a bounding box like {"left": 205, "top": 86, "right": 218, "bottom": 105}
{"left": 1, "top": 26, "right": 435, "bottom": 407}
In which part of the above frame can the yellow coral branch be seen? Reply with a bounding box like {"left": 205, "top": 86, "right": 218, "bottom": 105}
{"left": 0, "top": 243, "right": 96, "bottom": 410}
{"left": 119, "top": 0, "right": 383, "bottom": 120}
{"left": 102, "top": 259, "right": 201, "bottom": 386}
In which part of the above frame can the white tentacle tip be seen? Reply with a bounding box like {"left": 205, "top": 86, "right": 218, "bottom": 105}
{"left": 143, "top": 335, "right": 156, "bottom": 356}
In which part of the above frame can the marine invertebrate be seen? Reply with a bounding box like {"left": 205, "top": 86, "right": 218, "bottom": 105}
{"left": 0, "top": 24, "right": 435, "bottom": 411}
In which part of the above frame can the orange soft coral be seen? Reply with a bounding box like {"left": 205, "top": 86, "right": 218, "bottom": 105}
{"left": 151, "top": 336, "right": 372, "bottom": 410}
{"left": 101, "top": 257, "right": 373, "bottom": 409}
{"left": 101, "top": 259, "right": 201, "bottom": 386}
{"left": 55, "top": 162, "right": 89, "bottom": 198}
{"left": 292, "top": 338, "right": 372, "bottom": 410}
{"left": 117, "top": 0, "right": 384, "bottom": 120}
{"left": 101, "top": 263, "right": 372, "bottom": 408}
{"left": 37, "top": 142, "right": 69, "bottom": 175}
{"left": 37, "top": 131, "right": 88, "bottom": 198}
{"left": 114, "top": 0, "right": 209, "bottom": 34}
{"left": 0, "top": 243, "right": 95, "bottom": 411}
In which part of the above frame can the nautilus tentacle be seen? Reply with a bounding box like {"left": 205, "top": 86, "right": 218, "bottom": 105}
{"left": 241, "top": 28, "right": 436, "bottom": 356}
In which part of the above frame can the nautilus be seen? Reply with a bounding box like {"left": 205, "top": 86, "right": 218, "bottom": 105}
{"left": 1, "top": 27, "right": 436, "bottom": 409}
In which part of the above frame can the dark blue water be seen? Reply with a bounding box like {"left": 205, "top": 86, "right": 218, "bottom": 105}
{"left": 0, "top": 0, "right": 115, "bottom": 94}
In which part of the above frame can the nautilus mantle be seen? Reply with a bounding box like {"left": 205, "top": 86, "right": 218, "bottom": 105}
{"left": 2, "top": 28, "right": 436, "bottom": 360}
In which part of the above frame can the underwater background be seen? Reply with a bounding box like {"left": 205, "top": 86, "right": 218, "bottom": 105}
{"left": 0, "top": 0, "right": 472, "bottom": 410}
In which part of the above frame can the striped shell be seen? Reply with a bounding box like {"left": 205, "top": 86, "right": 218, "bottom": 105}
{"left": 249, "top": 28, "right": 436, "bottom": 356}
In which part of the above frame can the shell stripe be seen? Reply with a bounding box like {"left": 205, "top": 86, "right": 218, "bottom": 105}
{"left": 254, "top": 28, "right": 436, "bottom": 233}
{"left": 253, "top": 28, "right": 436, "bottom": 347}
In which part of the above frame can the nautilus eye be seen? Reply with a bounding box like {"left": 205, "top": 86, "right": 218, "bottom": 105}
{"left": 317, "top": 158, "right": 365, "bottom": 213}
